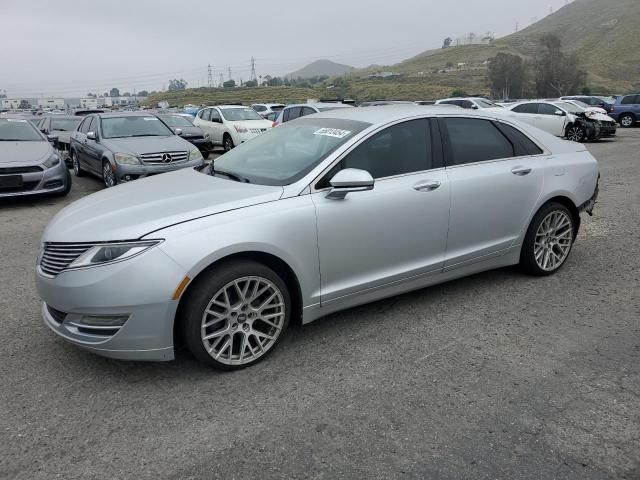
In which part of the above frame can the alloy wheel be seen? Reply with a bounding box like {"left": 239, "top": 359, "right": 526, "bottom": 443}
{"left": 224, "top": 136, "right": 233, "bottom": 152}
{"left": 103, "top": 162, "right": 116, "bottom": 188}
{"left": 72, "top": 154, "right": 80, "bottom": 176}
{"left": 567, "top": 126, "right": 585, "bottom": 142}
{"left": 534, "top": 210, "right": 573, "bottom": 272}
{"left": 620, "top": 115, "right": 634, "bottom": 128}
{"left": 200, "top": 276, "right": 286, "bottom": 366}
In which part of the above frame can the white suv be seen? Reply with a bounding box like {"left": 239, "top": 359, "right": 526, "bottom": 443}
{"left": 193, "top": 105, "right": 273, "bottom": 152}
{"left": 251, "top": 103, "right": 285, "bottom": 118}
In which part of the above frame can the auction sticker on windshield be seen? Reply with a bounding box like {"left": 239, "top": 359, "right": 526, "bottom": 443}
{"left": 7, "top": 119, "right": 27, "bottom": 122}
{"left": 314, "top": 128, "right": 351, "bottom": 139}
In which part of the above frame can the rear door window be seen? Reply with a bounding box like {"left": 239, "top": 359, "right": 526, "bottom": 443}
{"left": 537, "top": 103, "right": 560, "bottom": 115}
{"left": 513, "top": 103, "right": 538, "bottom": 114}
{"left": 210, "top": 109, "right": 222, "bottom": 122}
{"left": 284, "top": 107, "right": 302, "bottom": 122}
{"left": 621, "top": 96, "right": 638, "bottom": 105}
{"left": 200, "top": 109, "right": 211, "bottom": 121}
{"left": 300, "top": 107, "right": 316, "bottom": 117}
{"left": 495, "top": 122, "right": 544, "bottom": 156}
{"left": 441, "top": 117, "right": 515, "bottom": 166}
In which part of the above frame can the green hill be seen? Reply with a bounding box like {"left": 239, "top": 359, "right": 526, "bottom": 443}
{"left": 287, "top": 59, "right": 355, "bottom": 79}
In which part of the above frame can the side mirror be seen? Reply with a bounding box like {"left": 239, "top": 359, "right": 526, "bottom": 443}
{"left": 46, "top": 134, "right": 58, "bottom": 144}
{"left": 174, "top": 128, "right": 183, "bottom": 136}
{"left": 86, "top": 131, "right": 97, "bottom": 140}
{"left": 326, "top": 168, "right": 374, "bottom": 200}
{"left": 471, "top": 104, "right": 479, "bottom": 110}
{"left": 554, "top": 110, "right": 565, "bottom": 116}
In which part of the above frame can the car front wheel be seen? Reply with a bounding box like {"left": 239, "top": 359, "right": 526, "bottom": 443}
{"left": 102, "top": 160, "right": 117, "bottom": 188}
{"left": 181, "top": 260, "right": 291, "bottom": 370}
{"left": 520, "top": 203, "right": 575, "bottom": 276}
{"left": 223, "top": 134, "right": 234, "bottom": 152}
{"left": 566, "top": 125, "right": 586, "bottom": 142}
{"left": 71, "top": 151, "right": 84, "bottom": 177}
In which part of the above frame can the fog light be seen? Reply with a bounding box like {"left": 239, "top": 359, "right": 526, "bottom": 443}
{"left": 79, "top": 315, "right": 128, "bottom": 327}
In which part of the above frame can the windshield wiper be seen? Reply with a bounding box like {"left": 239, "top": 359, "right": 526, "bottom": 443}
{"left": 209, "top": 163, "right": 251, "bottom": 183}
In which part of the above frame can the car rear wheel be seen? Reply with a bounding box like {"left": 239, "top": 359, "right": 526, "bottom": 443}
{"left": 102, "top": 160, "right": 117, "bottom": 188}
{"left": 566, "top": 125, "right": 586, "bottom": 142}
{"left": 71, "top": 151, "right": 84, "bottom": 177}
{"left": 619, "top": 114, "right": 635, "bottom": 128}
{"left": 181, "top": 260, "right": 291, "bottom": 370}
{"left": 520, "top": 203, "right": 575, "bottom": 276}
{"left": 223, "top": 134, "right": 234, "bottom": 152}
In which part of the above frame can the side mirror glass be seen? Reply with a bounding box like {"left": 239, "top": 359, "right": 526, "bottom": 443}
{"left": 554, "top": 110, "right": 565, "bottom": 116}
{"left": 326, "top": 168, "right": 374, "bottom": 200}
{"left": 471, "top": 104, "right": 479, "bottom": 110}
{"left": 86, "top": 131, "right": 97, "bottom": 140}
{"left": 174, "top": 128, "right": 183, "bottom": 136}
{"left": 46, "top": 134, "right": 58, "bottom": 144}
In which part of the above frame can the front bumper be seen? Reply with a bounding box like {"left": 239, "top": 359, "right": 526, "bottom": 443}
{"left": 114, "top": 158, "right": 204, "bottom": 182}
{"left": 0, "top": 160, "right": 70, "bottom": 198}
{"left": 36, "top": 245, "right": 187, "bottom": 361}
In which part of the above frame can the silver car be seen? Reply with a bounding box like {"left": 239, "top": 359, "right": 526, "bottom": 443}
{"left": 36, "top": 106, "right": 599, "bottom": 370}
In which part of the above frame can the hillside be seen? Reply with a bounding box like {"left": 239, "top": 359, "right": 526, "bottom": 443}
{"left": 287, "top": 59, "right": 354, "bottom": 79}
{"left": 352, "top": 0, "right": 640, "bottom": 92}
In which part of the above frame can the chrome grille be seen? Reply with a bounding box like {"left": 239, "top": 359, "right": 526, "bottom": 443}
{"left": 0, "top": 166, "right": 43, "bottom": 174}
{"left": 139, "top": 151, "right": 189, "bottom": 165}
{"left": 40, "top": 243, "right": 93, "bottom": 276}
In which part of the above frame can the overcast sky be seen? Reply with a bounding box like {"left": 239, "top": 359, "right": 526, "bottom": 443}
{"left": 1, "top": 0, "right": 568, "bottom": 97}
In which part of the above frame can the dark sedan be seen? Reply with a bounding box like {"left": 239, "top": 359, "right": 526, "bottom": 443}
{"left": 0, "top": 117, "right": 71, "bottom": 198}
{"left": 36, "top": 115, "right": 83, "bottom": 165}
{"left": 156, "top": 114, "right": 214, "bottom": 158}
{"left": 69, "top": 112, "right": 205, "bottom": 188}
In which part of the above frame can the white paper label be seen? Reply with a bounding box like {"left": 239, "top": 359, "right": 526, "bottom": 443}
{"left": 313, "top": 128, "right": 351, "bottom": 139}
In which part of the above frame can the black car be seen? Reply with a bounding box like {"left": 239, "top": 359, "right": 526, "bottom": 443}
{"left": 561, "top": 96, "right": 614, "bottom": 114}
{"left": 36, "top": 115, "right": 83, "bottom": 165}
{"left": 156, "top": 114, "right": 214, "bottom": 158}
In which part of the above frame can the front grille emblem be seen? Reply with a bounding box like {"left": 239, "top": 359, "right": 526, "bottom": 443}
{"left": 162, "top": 153, "right": 172, "bottom": 163}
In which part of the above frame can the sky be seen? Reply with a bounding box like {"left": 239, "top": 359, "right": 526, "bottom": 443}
{"left": 1, "top": 0, "right": 569, "bottom": 97}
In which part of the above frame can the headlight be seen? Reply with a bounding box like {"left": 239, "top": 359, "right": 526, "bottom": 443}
{"left": 114, "top": 153, "right": 141, "bottom": 165}
{"left": 189, "top": 148, "right": 204, "bottom": 162}
{"left": 42, "top": 154, "right": 60, "bottom": 169}
{"left": 233, "top": 125, "right": 248, "bottom": 133}
{"left": 68, "top": 240, "right": 162, "bottom": 269}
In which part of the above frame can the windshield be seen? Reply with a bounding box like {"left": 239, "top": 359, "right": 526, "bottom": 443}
{"left": 554, "top": 102, "right": 582, "bottom": 114}
{"left": 0, "top": 118, "right": 44, "bottom": 141}
{"left": 211, "top": 118, "right": 370, "bottom": 186}
{"left": 101, "top": 116, "right": 174, "bottom": 138}
{"left": 158, "top": 115, "right": 194, "bottom": 127}
{"left": 476, "top": 99, "right": 502, "bottom": 108}
{"left": 571, "top": 100, "right": 590, "bottom": 109}
{"left": 220, "top": 108, "right": 264, "bottom": 121}
{"left": 51, "top": 118, "right": 82, "bottom": 131}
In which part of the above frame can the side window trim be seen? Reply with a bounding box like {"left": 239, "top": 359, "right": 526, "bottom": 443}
{"left": 438, "top": 116, "right": 517, "bottom": 168}
{"left": 312, "top": 117, "right": 440, "bottom": 191}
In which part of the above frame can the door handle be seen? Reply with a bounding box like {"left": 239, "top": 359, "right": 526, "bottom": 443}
{"left": 511, "top": 167, "right": 532, "bottom": 176}
{"left": 413, "top": 180, "right": 441, "bottom": 192}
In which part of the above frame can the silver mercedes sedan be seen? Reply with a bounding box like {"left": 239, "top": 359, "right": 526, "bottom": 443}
{"left": 36, "top": 106, "right": 599, "bottom": 370}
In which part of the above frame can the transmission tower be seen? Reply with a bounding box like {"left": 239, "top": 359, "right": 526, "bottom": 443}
{"left": 207, "top": 64, "right": 213, "bottom": 88}
{"left": 228, "top": 67, "right": 232, "bottom": 81}
{"left": 219, "top": 73, "right": 224, "bottom": 87}
{"left": 250, "top": 57, "right": 257, "bottom": 82}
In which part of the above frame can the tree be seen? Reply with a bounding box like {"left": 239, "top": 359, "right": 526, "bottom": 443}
{"left": 442, "top": 37, "right": 452, "bottom": 49}
{"left": 223, "top": 79, "right": 236, "bottom": 88}
{"left": 19, "top": 99, "right": 30, "bottom": 109}
{"left": 451, "top": 89, "right": 467, "bottom": 98}
{"left": 267, "top": 76, "right": 283, "bottom": 87}
{"left": 244, "top": 80, "right": 258, "bottom": 88}
{"left": 86, "top": 93, "right": 96, "bottom": 98}
{"left": 137, "top": 90, "right": 149, "bottom": 97}
{"left": 168, "top": 78, "right": 188, "bottom": 91}
{"left": 122, "top": 92, "right": 131, "bottom": 97}
{"left": 109, "top": 87, "right": 120, "bottom": 97}
{"left": 581, "top": 86, "right": 592, "bottom": 95}
{"left": 488, "top": 53, "right": 527, "bottom": 99}
{"left": 533, "top": 34, "right": 586, "bottom": 97}
{"left": 445, "top": 61, "right": 454, "bottom": 69}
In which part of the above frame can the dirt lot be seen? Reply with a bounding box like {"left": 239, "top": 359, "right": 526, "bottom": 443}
{"left": 1, "top": 134, "right": 639, "bottom": 479}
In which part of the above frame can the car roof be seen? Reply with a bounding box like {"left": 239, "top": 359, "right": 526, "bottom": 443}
{"left": 311, "top": 104, "right": 506, "bottom": 124}
{"left": 47, "top": 115, "right": 82, "bottom": 120}
{"left": 437, "top": 97, "right": 487, "bottom": 102}
{"left": 285, "top": 102, "right": 354, "bottom": 109}
{"left": 96, "top": 111, "right": 158, "bottom": 118}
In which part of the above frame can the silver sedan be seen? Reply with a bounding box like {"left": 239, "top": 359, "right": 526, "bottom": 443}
{"left": 36, "top": 106, "right": 599, "bottom": 369}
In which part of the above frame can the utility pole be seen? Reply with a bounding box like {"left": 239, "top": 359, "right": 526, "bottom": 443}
{"left": 207, "top": 64, "right": 213, "bottom": 88}
{"left": 250, "top": 57, "right": 257, "bottom": 82}
{"left": 515, "top": 22, "right": 519, "bottom": 32}
{"left": 219, "top": 73, "right": 224, "bottom": 87}
{"left": 228, "top": 67, "right": 232, "bottom": 81}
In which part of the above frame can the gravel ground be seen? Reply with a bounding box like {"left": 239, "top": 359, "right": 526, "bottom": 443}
{"left": 1, "top": 134, "right": 639, "bottom": 480}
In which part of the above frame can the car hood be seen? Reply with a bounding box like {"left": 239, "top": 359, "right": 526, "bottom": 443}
{"left": 0, "top": 141, "right": 52, "bottom": 166}
{"left": 228, "top": 119, "right": 273, "bottom": 130}
{"left": 42, "top": 168, "right": 284, "bottom": 242}
{"left": 101, "top": 135, "right": 194, "bottom": 155}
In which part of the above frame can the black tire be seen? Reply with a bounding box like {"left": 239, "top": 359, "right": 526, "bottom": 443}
{"left": 619, "top": 113, "right": 636, "bottom": 128}
{"left": 223, "top": 134, "right": 234, "bottom": 152}
{"left": 71, "top": 151, "right": 84, "bottom": 177}
{"left": 520, "top": 202, "right": 575, "bottom": 277}
{"left": 203, "top": 150, "right": 210, "bottom": 160}
{"left": 102, "top": 160, "right": 117, "bottom": 188}
{"left": 566, "top": 125, "right": 586, "bottom": 142}
{"left": 180, "top": 260, "right": 291, "bottom": 370}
